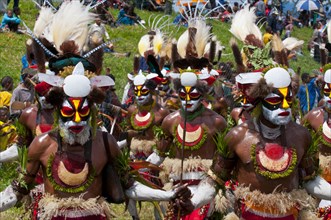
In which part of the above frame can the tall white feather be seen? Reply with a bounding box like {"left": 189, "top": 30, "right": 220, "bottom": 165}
{"left": 177, "top": 19, "right": 211, "bottom": 58}
{"left": 49, "top": 1, "right": 95, "bottom": 53}
{"left": 138, "top": 35, "right": 150, "bottom": 57}
{"left": 177, "top": 30, "right": 189, "bottom": 58}
{"left": 153, "top": 29, "right": 164, "bottom": 56}
{"left": 193, "top": 20, "right": 211, "bottom": 57}
{"left": 33, "top": 7, "right": 54, "bottom": 38}
{"left": 229, "top": 5, "right": 262, "bottom": 42}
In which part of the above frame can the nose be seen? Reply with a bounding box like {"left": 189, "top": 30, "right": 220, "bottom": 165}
{"left": 73, "top": 112, "right": 81, "bottom": 123}
{"left": 186, "top": 94, "right": 191, "bottom": 101}
{"left": 282, "top": 98, "right": 290, "bottom": 109}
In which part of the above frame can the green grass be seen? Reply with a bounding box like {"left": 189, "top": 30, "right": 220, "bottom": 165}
{"left": 0, "top": 0, "right": 321, "bottom": 219}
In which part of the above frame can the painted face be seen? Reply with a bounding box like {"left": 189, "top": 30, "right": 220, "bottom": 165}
{"left": 237, "top": 83, "right": 257, "bottom": 111}
{"left": 323, "top": 83, "right": 331, "bottom": 111}
{"left": 262, "top": 87, "right": 293, "bottom": 125}
{"left": 60, "top": 97, "right": 90, "bottom": 133}
{"left": 178, "top": 86, "right": 202, "bottom": 112}
{"left": 158, "top": 78, "right": 170, "bottom": 92}
{"left": 134, "top": 85, "right": 151, "bottom": 105}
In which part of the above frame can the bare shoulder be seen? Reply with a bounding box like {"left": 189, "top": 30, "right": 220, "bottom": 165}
{"left": 28, "top": 132, "right": 57, "bottom": 159}
{"left": 225, "top": 122, "right": 250, "bottom": 146}
{"left": 163, "top": 110, "right": 180, "bottom": 125}
{"left": 19, "top": 106, "right": 37, "bottom": 123}
{"left": 303, "top": 107, "right": 324, "bottom": 123}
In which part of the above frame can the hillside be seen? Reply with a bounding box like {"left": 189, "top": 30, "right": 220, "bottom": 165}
{"left": 0, "top": 0, "right": 320, "bottom": 96}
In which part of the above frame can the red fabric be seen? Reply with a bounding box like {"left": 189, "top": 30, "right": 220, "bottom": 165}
{"left": 179, "top": 204, "right": 210, "bottom": 220}
{"left": 51, "top": 215, "right": 107, "bottom": 220}
{"left": 241, "top": 204, "right": 296, "bottom": 220}
{"left": 38, "top": 124, "right": 52, "bottom": 133}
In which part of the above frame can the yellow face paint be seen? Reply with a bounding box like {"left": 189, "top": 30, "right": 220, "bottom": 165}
{"left": 279, "top": 87, "right": 290, "bottom": 109}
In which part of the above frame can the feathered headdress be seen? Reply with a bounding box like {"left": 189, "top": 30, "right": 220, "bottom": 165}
{"left": 27, "top": 2, "right": 100, "bottom": 74}
{"left": 229, "top": 6, "right": 273, "bottom": 73}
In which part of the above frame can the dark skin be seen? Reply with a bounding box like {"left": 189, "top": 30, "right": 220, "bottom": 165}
{"left": 303, "top": 107, "right": 331, "bottom": 155}
{"left": 24, "top": 130, "right": 121, "bottom": 199}
{"left": 159, "top": 107, "right": 226, "bottom": 159}
{"left": 19, "top": 106, "right": 54, "bottom": 144}
{"left": 230, "top": 107, "right": 251, "bottom": 124}
{"left": 224, "top": 115, "right": 311, "bottom": 193}
{"left": 127, "top": 97, "right": 170, "bottom": 141}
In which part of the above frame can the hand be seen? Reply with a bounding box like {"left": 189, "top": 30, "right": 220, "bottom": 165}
{"left": 0, "top": 185, "right": 18, "bottom": 212}
{"left": 172, "top": 184, "right": 195, "bottom": 216}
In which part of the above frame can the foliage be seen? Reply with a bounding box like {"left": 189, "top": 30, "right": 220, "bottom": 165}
{"left": 213, "top": 126, "right": 231, "bottom": 158}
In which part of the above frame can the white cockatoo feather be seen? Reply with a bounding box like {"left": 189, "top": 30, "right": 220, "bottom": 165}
{"left": 49, "top": 1, "right": 95, "bottom": 53}
{"left": 33, "top": 7, "right": 54, "bottom": 38}
{"left": 230, "top": 5, "right": 262, "bottom": 42}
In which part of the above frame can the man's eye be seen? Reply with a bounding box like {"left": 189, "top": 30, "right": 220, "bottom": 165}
{"left": 79, "top": 106, "right": 90, "bottom": 116}
{"left": 179, "top": 91, "right": 186, "bottom": 99}
{"left": 61, "top": 107, "right": 74, "bottom": 117}
{"left": 265, "top": 97, "right": 282, "bottom": 105}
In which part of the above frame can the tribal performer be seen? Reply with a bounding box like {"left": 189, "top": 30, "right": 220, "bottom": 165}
{"left": 230, "top": 71, "right": 262, "bottom": 125}
{"left": 0, "top": 62, "right": 190, "bottom": 220}
{"left": 302, "top": 67, "right": 331, "bottom": 218}
{"left": 126, "top": 70, "right": 169, "bottom": 162}
{"left": 176, "top": 67, "right": 331, "bottom": 219}
{"left": 144, "top": 7, "right": 227, "bottom": 218}
{"left": 147, "top": 70, "right": 227, "bottom": 219}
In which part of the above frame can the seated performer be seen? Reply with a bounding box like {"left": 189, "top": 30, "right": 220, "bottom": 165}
{"left": 176, "top": 67, "right": 331, "bottom": 219}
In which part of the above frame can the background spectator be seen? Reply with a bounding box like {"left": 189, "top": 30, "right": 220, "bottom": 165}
{"left": 0, "top": 8, "right": 21, "bottom": 32}
{"left": 297, "top": 72, "right": 322, "bottom": 115}
{"left": 0, "top": 76, "right": 13, "bottom": 108}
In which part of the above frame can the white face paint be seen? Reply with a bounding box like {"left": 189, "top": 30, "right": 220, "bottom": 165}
{"left": 135, "top": 85, "right": 152, "bottom": 106}
{"left": 179, "top": 87, "right": 202, "bottom": 112}
{"left": 59, "top": 120, "right": 90, "bottom": 145}
{"left": 262, "top": 88, "right": 292, "bottom": 126}
{"left": 262, "top": 105, "right": 292, "bottom": 125}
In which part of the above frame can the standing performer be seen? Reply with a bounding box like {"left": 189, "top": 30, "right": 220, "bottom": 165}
{"left": 303, "top": 68, "right": 331, "bottom": 217}
{"left": 147, "top": 70, "right": 227, "bottom": 219}
{"left": 176, "top": 67, "right": 331, "bottom": 219}
{"left": 0, "top": 62, "right": 190, "bottom": 219}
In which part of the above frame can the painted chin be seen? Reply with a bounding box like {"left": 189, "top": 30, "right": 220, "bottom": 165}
{"left": 69, "top": 126, "right": 84, "bottom": 133}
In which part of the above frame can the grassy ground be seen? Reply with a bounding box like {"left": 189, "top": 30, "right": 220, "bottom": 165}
{"left": 0, "top": 0, "right": 322, "bottom": 219}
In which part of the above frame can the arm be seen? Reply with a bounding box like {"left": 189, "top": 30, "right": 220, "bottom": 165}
{"left": 304, "top": 176, "right": 331, "bottom": 200}
{"left": 125, "top": 181, "right": 175, "bottom": 201}
{"left": 0, "top": 134, "right": 44, "bottom": 212}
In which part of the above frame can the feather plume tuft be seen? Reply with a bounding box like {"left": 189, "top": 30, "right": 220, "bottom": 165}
{"left": 34, "top": 7, "right": 54, "bottom": 38}
{"left": 48, "top": 1, "right": 95, "bottom": 53}
{"left": 229, "top": 5, "right": 262, "bottom": 43}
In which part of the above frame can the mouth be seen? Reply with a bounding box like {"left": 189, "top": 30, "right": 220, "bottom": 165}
{"left": 186, "top": 104, "right": 193, "bottom": 108}
{"left": 69, "top": 126, "right": 84, "bottom": 133}
{"left": 278, "top": 111, "right": 290, "bottom": 116}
